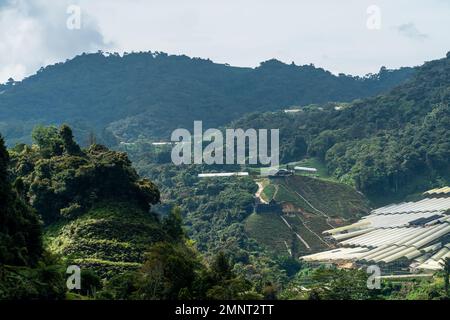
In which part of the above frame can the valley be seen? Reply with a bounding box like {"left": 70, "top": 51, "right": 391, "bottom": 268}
{"left": 1, "top": 51, "right": 449, "bottom": 301}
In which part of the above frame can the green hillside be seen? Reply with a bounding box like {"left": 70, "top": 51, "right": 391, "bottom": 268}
{"left": 0, "top": 52, "right": 414, "bottom": 145}
{"left": 45, "top": 202, "right": 166, "bottom": 278}
{"left": 233, "top": 53, "right": 450, "bottom": 200}
{"left": 0, "top": 135, "right": 65, "bottom": 299}
{"left": 7, "top": 125, "right": 166, "bottom": 278}
{"left": 3, "top": 126, "right": 275, "bottom": 299}
{"left": 245, "top": 175, "right": 370, "bottom": 256}
{"left": 275, "top": 175, "right": 370, "bottom": 219}
{"left": 245, "top": 212, "right": 303, "bottom": 255}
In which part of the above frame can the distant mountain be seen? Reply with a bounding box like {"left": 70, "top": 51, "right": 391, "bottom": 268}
{"left": 232, "top": 53, "right": 450, "bottom": 200}
{"left": 0, "top": 51, "right": 414, "bottom": 145}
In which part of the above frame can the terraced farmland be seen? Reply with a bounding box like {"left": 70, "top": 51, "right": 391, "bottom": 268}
{"left": 245, "top": 212, "right": 307, "bottom": 255}
{"left": 245, "top": 175, "right": 371, "bottom": 257}
{"left": 275, "top": 175, "right": 370, "bottom": 219}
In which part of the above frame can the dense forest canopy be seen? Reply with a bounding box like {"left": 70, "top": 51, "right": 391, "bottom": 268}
{"left": 0, "top": 51, "right": 414, "bottom": 145}
{"left": 232, "top": 53, "right": 450, "bottom": 199}
{"left": 1, "top": 125, "right": 287, "bottom": 300}
{"left": 0, "top": 136, "right": 42, "bottom": 267}
{"left": 1, "top": 47, "right": 450, "bottom": 300}
{"left": 1, "top": 134, "right": 67, "bottom": 299}
{"left": 9, "top": 125, "right": 160, "bottom": 225}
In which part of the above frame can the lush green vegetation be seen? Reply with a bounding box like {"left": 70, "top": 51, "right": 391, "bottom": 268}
{"left": 44, "top": 202, "right": 167, "bottom": 278}
{"left": 131, "top": 155, "right": 371, "bottom": 287}
{"left": 135, "top": 163, "right": 294, "bottom": 287}
{"left": 0, "top": 136, "right": 42, "bottom": 266}
{"left": 244, "top": 212, "right": 296, "bottom": 255}
{"left": 7, "top": 125, "right": 178, "bottom": 279}
{"left": 275, "top": 176, "right": 370, "bottom": 219}
{"left": 0, "top": 52, "right": 414, "bottom": 146}
{"left": 232, "top": 53, "right": 450, "bottom": 202}
{"left": 0, "top": 135, "right": 65, "bottom": 299}
{"left": 1, "top": 51, "right": 449, "bottom": 301}
{"left": 1, "top": 126, "right": 284, "bottom": 299}
{"left": 1, "top": 122, "right": 449, "bottom": 300}
{"left": 9, "top": 125, "right": 160, "bottom": 225}
{"left": 279, "top": 265, "right": 450, "bottom": 300}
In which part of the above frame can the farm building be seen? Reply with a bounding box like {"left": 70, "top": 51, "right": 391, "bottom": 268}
{"left": 198, "top": 172, "right": 249, "bottom": 178}
{"left": 425, "top": 187, "right": 450, "bottom": 196}
{"left": 294, "top": 166, "right": 318, "bottom": 174}
{"left": 300, "top": 188, "right": 450, "bottom": 272}
{"left": 268, "top": 169, "right": 294, "bottom": 177}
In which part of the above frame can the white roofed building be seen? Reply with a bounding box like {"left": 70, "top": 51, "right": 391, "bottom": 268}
{"left": 300, "top": 189, "right": 450, "bottom": 273}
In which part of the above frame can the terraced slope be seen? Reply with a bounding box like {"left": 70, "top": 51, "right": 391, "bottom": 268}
{"left": 245, "top": 212, "right": 297, "bottom": 255}
{"left": 275, "top": 175, "right": 370, "bottom": 220}
{"left": 45, "top": 202, "right": 165, "bottom": 278}
{"left": 245, "top": 175, "right": 371, "bottom": 257}
{"left": 8, "top": 126, "right": 164, "bottom": 279}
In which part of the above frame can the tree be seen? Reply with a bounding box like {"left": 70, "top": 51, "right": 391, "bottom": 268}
{"left": 31, "top": 125, "right": 63, "bottom": 157}
{"left": 59, "top": 124, "right": 82, "bottom": 155}
{"left": 162, "top": 206, "right": 185, "bottom": 241}
{"left": 14, "top": 125, "right": 161, "bottom": 223}
{"left": 206, "top": 277, "right": 258, "bottom": 300}
{"left": 262, "top": 282, "right": 278, "bottom": 300}
{"left": 0, "top": 135, "right": 43, "bottom": 266}
{"left": 211, "top": 252, "right": 233, "bottom": 281}
{"left": 440, "top": 257, "right": 450, "bottom": 295}
{"left": 79, "top": 269, "right": 102, "bottom": 297}
{"left": 138, "top": 242, "right": 200, "bottom": 299}
{"left": 309, "top": 268, "right": 372, "bottom": 300}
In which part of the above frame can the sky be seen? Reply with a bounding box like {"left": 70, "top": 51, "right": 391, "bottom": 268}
{"left": 0, "top": 0, "right": 449, "bottom": 83}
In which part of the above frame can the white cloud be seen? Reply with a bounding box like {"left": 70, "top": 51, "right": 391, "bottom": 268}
{"left": 396, "top": 23, "right": 429, "bottom": 41}
{"left": 0, "top": 0, "right": 110, "bottom": 82}
{"left": 0, "top": 0, "right": 449, "bottom": 82}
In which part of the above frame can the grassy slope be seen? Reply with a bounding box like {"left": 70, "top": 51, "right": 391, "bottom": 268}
{"left": 279, "top": 175, "right": 370, "bottom": 219}
{"left": 45, "top": 201, "right": 165, "bottom": 278}
{"left": 261, "top": 183, "right": 276, "bottom": 202}
{"left": 245, "top": 212, "right": 307, "bottom": 255}
{"left": 245, "top": 175, "right": 371, "bottom": 256}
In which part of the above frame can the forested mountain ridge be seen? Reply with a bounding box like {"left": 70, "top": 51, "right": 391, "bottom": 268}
{"left": 2, "top": 126, "right": 273, "bottom": 299}
{"left": 7, "top": 125, "right": 163, "bottom": 276}
{"left": 0, "top": 51, "right": 414, "bottom": 145}
{"left": 232, "top": 52, "right": 450, "bottom": 200}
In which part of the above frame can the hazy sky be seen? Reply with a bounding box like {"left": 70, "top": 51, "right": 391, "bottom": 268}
{"left": 0, "top": 0, "right": 449, "bottom": 82}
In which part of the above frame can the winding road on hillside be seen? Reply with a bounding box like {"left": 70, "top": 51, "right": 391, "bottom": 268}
{"left": 254, "top": 181, "right": 312, "bottom": 252}
{"left": 255, "top": 181, "right": 269, "bottom": 204}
